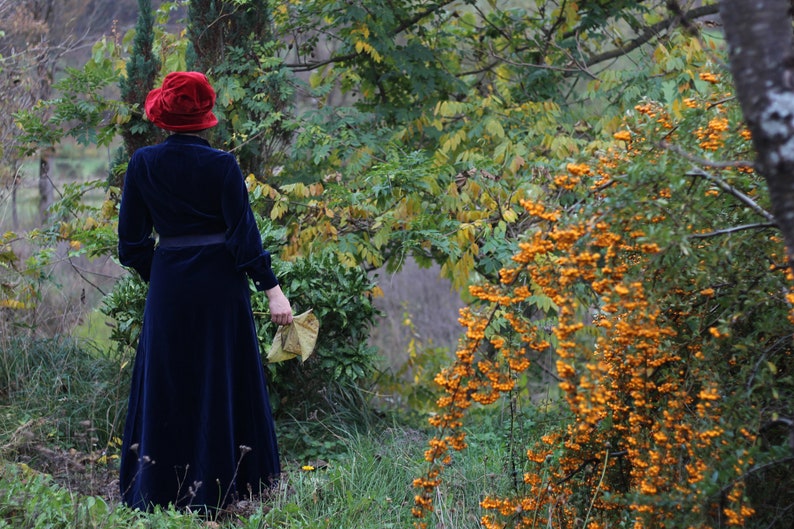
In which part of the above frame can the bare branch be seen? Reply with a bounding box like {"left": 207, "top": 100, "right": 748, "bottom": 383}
{"left": 583, "top": 4, "right": 720, "bottom": 69}
{"left": 660, "top": 140, "right": 755, "bottom": 170}
{"left": 688, "top": 223, "right": 776, "bottom": 239}
{"left": 686, "top": 166, "right": 775, "bottom": 223}
{"left": 557, "top": 450, "right": 629, "bottom": 485}
{"left": 284, "top": 0, "right": 457, "bottom": 72}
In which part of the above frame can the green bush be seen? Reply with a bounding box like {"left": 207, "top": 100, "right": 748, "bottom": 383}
{"left": 99, "top": 274, "right": 148, "bottom": 358}
{"left": 253, "top": 247, "right": 382, "bottom": 459}
{"left": 257, "top": 248, "right": 380, "bottom": 391}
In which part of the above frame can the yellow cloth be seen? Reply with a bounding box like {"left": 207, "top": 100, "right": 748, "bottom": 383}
{"left": 267, "top": 309, "right": 319, "bottom": 363}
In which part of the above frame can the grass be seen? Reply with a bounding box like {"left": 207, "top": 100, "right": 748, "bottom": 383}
{"left": 72, "top": 308, "right": 116, "bottom": 351}
{"left": 0, "top": 426, "right": 505, "bottom": 529}
{"left": 0, "top": 335, "right": 514, "bottom": 529}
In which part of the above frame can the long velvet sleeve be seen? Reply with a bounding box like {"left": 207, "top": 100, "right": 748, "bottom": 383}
{"left": 222, "top": 162, "right": 279, "bottom": 291}
{"left": 118, "top": 155, "right": 155, "bottom": 281}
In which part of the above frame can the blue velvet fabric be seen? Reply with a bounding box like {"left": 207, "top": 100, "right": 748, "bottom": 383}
{"left": 117, "top": 134, "right": 280, "bottom": 511}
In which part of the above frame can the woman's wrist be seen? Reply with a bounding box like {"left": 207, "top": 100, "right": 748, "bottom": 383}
{"left": 265, "top": 285, "right": 284, "bottom": 299}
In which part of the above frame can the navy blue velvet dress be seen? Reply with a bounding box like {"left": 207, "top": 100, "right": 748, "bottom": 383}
{"left": 117, "top": 134, "right": 280, "bottom": 511}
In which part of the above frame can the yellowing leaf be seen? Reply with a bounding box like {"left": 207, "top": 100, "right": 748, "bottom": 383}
{"left": 441, "top": 129, "right": 467, "bottom": 154}
{"left": 509, "top": 155, "right": 526, "bottom": 174}
{"left": 271, "top": 199, "right": 288, "bottom": 220}
{"left": 502, "top": 209, "right": 518, "bottom": 223}
{"left": 337, "top": 251, "right": 357, "bottom": 267}
{"left": 309, "top": 71, "right": 324, "bottom": 89}
{"left": 456, "top": 223, "right": 476, "bottom": 245}
{"left": 0, "top": 299, "right": 26, "bottom": 309}
{"left": 351, "top": 24, "right": 370, "bottom": 39}
{"left": 354, "top": 41, "right": 382, "bottom": 63}
{"left": 435, "top": 101, "right": 467, "bottom": 117}
{"left": 484, "top": 117, "right": 505, "bottom": 139}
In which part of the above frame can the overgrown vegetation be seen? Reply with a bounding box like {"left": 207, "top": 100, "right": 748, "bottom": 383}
{"left": 0, "top": 336, "right": 504, "bottom": 528}
{"left": 416, "top": 69, "right": 794, "bottom": 528}
{"left": 2, "top": 0, "right": 794, "bottom": 528}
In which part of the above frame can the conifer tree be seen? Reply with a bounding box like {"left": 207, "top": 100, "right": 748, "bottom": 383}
{"left": 119, "top": 0, "right": 164, "bottom": 162}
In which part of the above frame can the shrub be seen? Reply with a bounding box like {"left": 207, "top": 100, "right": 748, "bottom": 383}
{"left": 413, "top": 64, "right": 794, "bottom": 528}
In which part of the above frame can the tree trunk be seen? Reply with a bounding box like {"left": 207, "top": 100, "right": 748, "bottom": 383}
{"left": 720, "top": 0, "right": 794, "bottom": 267}
{"left": 11, "top": 168, "right": 20, "bottom": 230}
{"left": 38, "top": 149, "right": 54, "bottom": 223}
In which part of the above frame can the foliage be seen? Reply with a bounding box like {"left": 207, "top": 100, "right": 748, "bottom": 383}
{"left": 0, "top": 231, "right": 42, "bottom": 316}
{"left": 14, "top": 45, "right": 124, "bottom": 156}
{"left": 99, "top": 274, "right": 148, "bottom": 357}
{"left": 9, "top": 0, "right": 723, "bottom": 331}
{"left": 0, "top": 171, "right": 119, "bottom": 333}
{"left": 260, "top": 248, "right": 380, "bottom": 386}
{"left": 188, "top": 0, "right": 295, "bottom": 177}
{"left": 249, "top": 241, "right": 381, "bottom": 439}
{"left": 252, "top": 149, "right": 534, "bottom": 291}
{"left": 413, "top": 52, "right": 794, "bottom": 528}
{"left": 0, "top": 461, "right": 213, "bottom": 528}
{"left": 264, "top": 1, "right": 724, "bottom": 295}
{"left": 119, "top": 0, "right": 166, "bottom": 161}
{"left": 209, "top": 40, "right": 296, "bottom": 178}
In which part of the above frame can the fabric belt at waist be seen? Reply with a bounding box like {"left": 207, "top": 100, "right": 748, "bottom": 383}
{"left": 158, "top": 232, "right": 226, "bottom": 248}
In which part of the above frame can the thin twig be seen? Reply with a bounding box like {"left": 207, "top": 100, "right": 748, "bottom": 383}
{"left": 747, "top": 335, "right": 792, "bottom": 394}
{"left": 666, "top": 0, "right": 728, "bottom": 70}
{"left": 68, "top": 258, "right": 117, "bottom": 297}
{"left": 582, "top": 448, "right": 610, "bottom": 529}
{"left": 688, "top": 222, "right": 776, "bottom": 239}
{"left": 686, "top": 167, "right": 775, "bottom": 222}
{"left": 284, "top": 0, "right": 456, "bottom": 71}
{"left": 764, "top": 500, "right": 794, "bottom": 529}
{"left": 710, "top": 456, "right": 794, "bottom": 501}
{"left": 660, "top": 140, "right": 755, "bottom": 169}
{"left": 583, "top": 4, "right": 720, "bottom": 68}
{"left": 557, "top": 450, "right": 628, "bottom": 484}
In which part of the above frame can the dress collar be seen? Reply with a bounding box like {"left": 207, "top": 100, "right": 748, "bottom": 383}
{"left": 164, "top": 133, "right": 211, "bottom": 147}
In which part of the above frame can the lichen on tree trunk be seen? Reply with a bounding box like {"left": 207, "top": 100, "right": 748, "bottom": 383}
{"left": 721, "top": 0, "right": 794, "bottom": 267}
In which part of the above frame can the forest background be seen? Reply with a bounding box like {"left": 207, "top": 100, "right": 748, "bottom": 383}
{"left": 1, "top": 1, "right": 793, "bottom": 528}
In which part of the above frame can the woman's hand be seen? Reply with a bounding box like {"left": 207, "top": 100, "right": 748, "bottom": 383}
{"left": 265, "top": 285, "right": 293, "bottom": 325}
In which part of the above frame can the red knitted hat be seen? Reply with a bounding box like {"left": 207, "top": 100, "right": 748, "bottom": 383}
{"left": 144, "top": 71, "right": 219, "bottom": 132}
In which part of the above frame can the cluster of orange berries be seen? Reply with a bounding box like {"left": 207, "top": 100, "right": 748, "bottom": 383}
{"left": 696, "top": 116, "right": 730, "bottom": 151}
